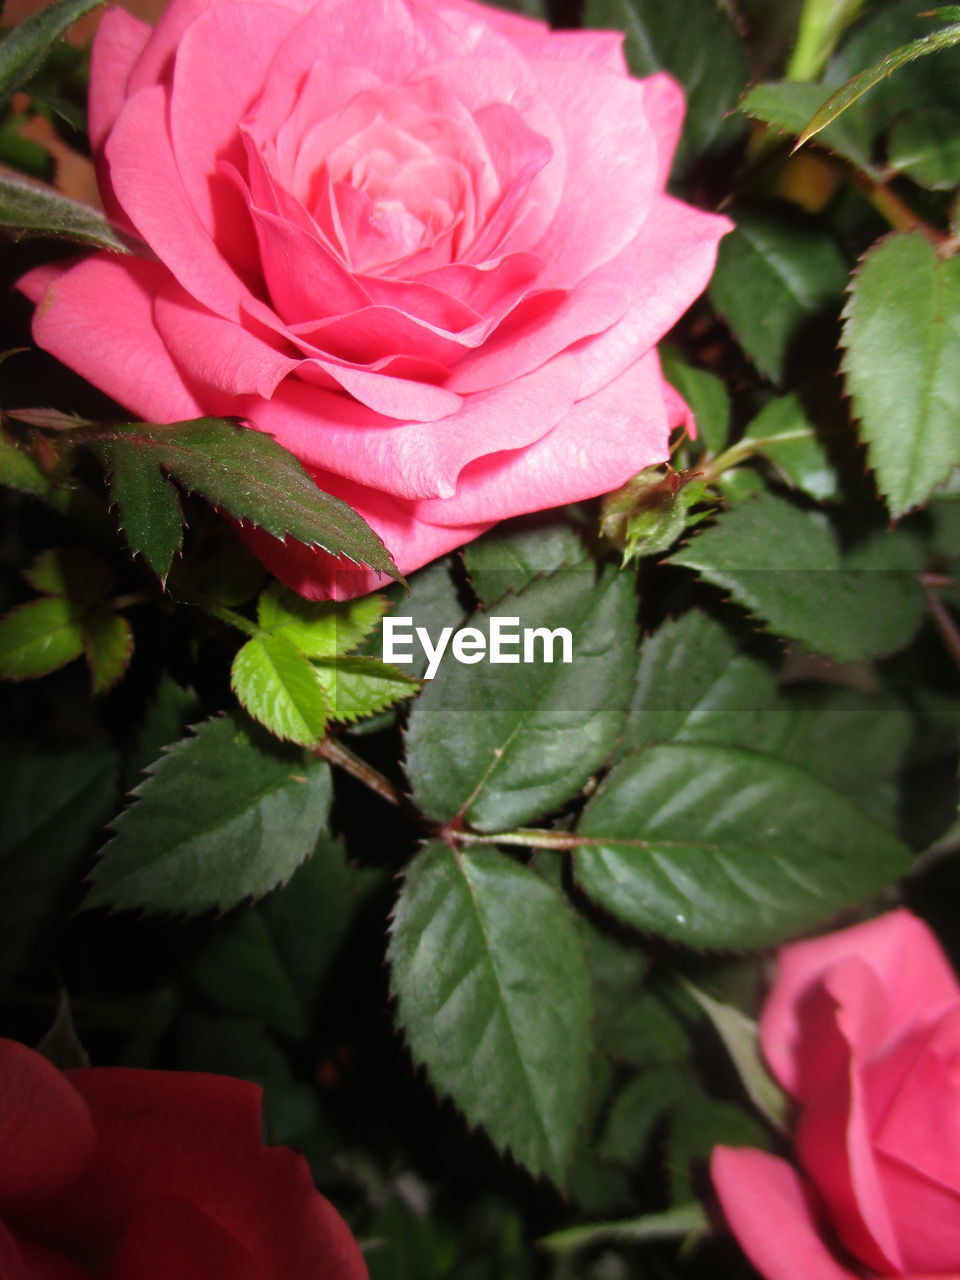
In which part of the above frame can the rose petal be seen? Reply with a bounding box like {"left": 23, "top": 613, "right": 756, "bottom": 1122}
{"left": 88, "top": 7, "right": 151, "bottom": 233}
{"left": 762, "top": 910, "right": 960, "bottom": 1097}
{"left": 792, "top": 967, "right": 903, "bottom": 1275}
{"left": 56, "top": 1069, "right": 367, "bottom": 1280}
{"left": 711, "top": 1148, "right": 859, "bottom": 1280}
{"left": 0, "top": 1040, "right": 94, "bottom": 1215}
{"left": 874, "top": 1150, "right": 960, "bottom": 1275}
{"left": 22, "top": 256, "right": 205, "bottom": 424}
{"left": 169, "top": 3, "right": 301, "bottom": 274}
{"left": 106, "top": 1195, "right": 264, "bottom": 1280}
{"left": 240, "top": 354, "right": 579, "bottom": 500}
{"left": 415, "top": 349, "right": 669, "bottom": 525}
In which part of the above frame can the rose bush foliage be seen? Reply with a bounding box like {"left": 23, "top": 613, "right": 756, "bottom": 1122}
{"left": 21, "top": 0, "right": 728, "bottom": 597}
{"left": 0, "top": 1037, "right": 366, "bottom": 1278}
{"left": 713, "top": 910, "right": 960, "bottom": 1279}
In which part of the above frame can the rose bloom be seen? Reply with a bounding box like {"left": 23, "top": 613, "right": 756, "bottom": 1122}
{"left": 712, "top": 909, "right": 960, "bottom": 1280}
{"left": 0, "top": 1037, "right": 367, "bottom": 1278}
{"left": 21, "top": 0, "right": 728, "bottom": 598}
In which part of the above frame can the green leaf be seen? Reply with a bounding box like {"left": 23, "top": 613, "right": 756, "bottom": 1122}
{"left": 92, "top": 418, "right": 401, "bottom": 583}
{"left": 574, "top": 743, "right": 911, "bottom": 948}
{"left": 660, "top": 346, "right": 731, "bottom": 456}
{"left": 98, "top": 439, "right": 183, "bottom": 580}
{"left": 0, "top": 0, "right": 101, "bottom": 103}
{"left": 0, "top": 596, "right": 84, "bottom": 679}
{"left": 842, "top": 232, "right": 960, "bottom": 516}
{"left": 669, "top": 492, "right": 926, "bottom": 662}
{"left": 539, "top": 1203, "right": 708, "bottom": 1255}
{"left": 739, "top": 81, "right": 876, "bottom": 175}
{"left": 0, "top": 175, "right": 133, "bottom": 253}
{"left": 709, "top": 205, "right": 849, "bottom": 383}
{"left": 0, "top": 745, "right": 117, "bottom": 978}
{"left": 0, "top": 433, "right": 53, "bottom": 501}
{"left": 582, "top": 0, "right": 747, "bottom": 173}
{"left": 404, "top": 566, "right": 636, "bottom": 831}
{"left": 682, "top": 981, "right": 789, "bottom": 1132}
{"left": 622, "top": 609, "right": 779, "bottom": 758}
{"left": 314, "top": 655, "right": 417, "bottom": 723}
{"left": 786, "top": 0, "right": 866, "bottom": 82}
{"left": 125, "top": 674, "right": 200, "bottom": 787}
{"left": 258, "top": 584, "right": 388, "bottom": 657}
{"left": 668, "top": 1087, "right": 772, "bottom": 1202}
{"left": 185, "top": 832, "right": 357, "bottom": 1040}
{"left": 85, "top": 713, "right": 332, "bottom": 915}
{"left": 231, "top": 632, "right": 332, "bottom": 747}
{"left": 388, "top": 841, "right": 592, "bottom": 1185}
{"left": 797, "top": 20, "right": 960, "bottom": 148}
{"left": 82, "top": 608, "right": 133, "bottom": 695}
{"left": 23, "top": 546, "right": 113, "bottom": 604}
{"left": 742, "top": 391, "right": 842, "bottom": 501}
{"left": 462, "top": 514, "right": 588, "bottom": 607}
{"left": 36, "top": 991, "right": 90, "bottom": 1070}
{"left": 887, "top": 109, "right": 960, "bottom": 190}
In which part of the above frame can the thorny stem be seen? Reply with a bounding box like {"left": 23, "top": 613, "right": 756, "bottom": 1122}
{"left": 921, "top": 572, "right": 960, "bottom": 673}
{"left": 314, "top": 736, "right": 406, "bottom": 809}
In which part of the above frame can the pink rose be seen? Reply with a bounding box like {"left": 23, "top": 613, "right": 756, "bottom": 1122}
{"left": 712, "top": 909, "right": 960, "bottom": 1279}
{"left": 20, "top": 0, "right": 728, "bottom": 598}
{"left": 0, "top": 1036, "right": 367, "bottom": 1277}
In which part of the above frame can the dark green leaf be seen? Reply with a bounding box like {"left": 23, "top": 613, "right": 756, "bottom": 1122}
{"left": 742, "top": 391, "right": 842, "bottom": 501}
{"left": 887, "top": 109, "right": 960, "bottom": 190}
{"left": 622, "top": 609, "right": 779, "bottom": 758}
{"left": 0, "top": 745, "right": 117, "bottom": 978}
{"left": 740, "top": 81, "right": 876, "bottom": 174}
{"left": 86, "top": 713, "right": 332, "bottom": 915}
{"left": 668, "top": 1088, "right": 771, "bottom": 1202}
{"left": 575, "top": 742, "right": 910, "bottom": 948}
{"left": 185, "top": 833, "right": 356, "bottom": 1040}
{"left": 125, "top": 674, "right": 200, "bottom": 787}
{"left": 669, "top": 492, "right": 925, "bottom": 662}
{"left": 93, "top": 418, "right": 401, "bottom": 582}
{"left": 389, "top": 841, "right": 592, "bottom": 1185}
{"left": 660, "top": 346, "right": 731, "bottom": 456}
{"left": 0, "top": 596, "right": 84, "bottom": 679}
{"left": 98, "top": 438, "right": 183, "bottom": 579}
{"left": 231, "top": 632, "right": 332, "bottom": 746}
{"left": 82, "top": 609, "right": 133, "bottom": 695}
{"left": 36, "top": 991, "right": 90, "bottom": 1069}
{"left": 597, "top": 1066, "right": 685, "bottom": 1166}
{"left": 0, "top": 0, "right": 101, "bottom": 103}
{"left": 0, "top": 175, "right": 132, "bottom": 253}
{"left": 709, "top": 206, "right": 849, "bottom": 384}
{"left": 404, "top": 566, "right": 636, "bottom": 830}
{"left": 842, "top": 232, "right": 960, "bottom": 516}
{"left": 462, "top": 514, "right": 588, "bottom": 607}
{"left": 583, "top": 0, "right": 747, "bottom": 173}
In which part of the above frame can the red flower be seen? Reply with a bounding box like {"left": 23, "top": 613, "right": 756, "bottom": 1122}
{"left": 0, "top": 1037, "right": 367, "bottom": 1278}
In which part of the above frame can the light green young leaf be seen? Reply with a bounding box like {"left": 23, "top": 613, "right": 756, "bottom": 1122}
{"left": 258, "top": 584, "right": 389, "bottom": 657}
{"left": 742, "top": 391, "right": 841, "bottom": 501}
{"left": 231, "top": 632, "right": 332, "bottom": 747}
{"left": 389, "top": 841, "right": 592, "bottom": 1186}
{"left": 86, "top": 713, "right": 332, "bottom": 915}
{"left": 842, "top": 232, "right": 960, "bottom": 516}
{"left": 539, "top": 1203, "right": 707, "bottom": 1255}
{"left": 313, "top": 655, "right": 417, "bottom": 723}
{"left": 0, "top": 597, "right": 84, "bottom": 679}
